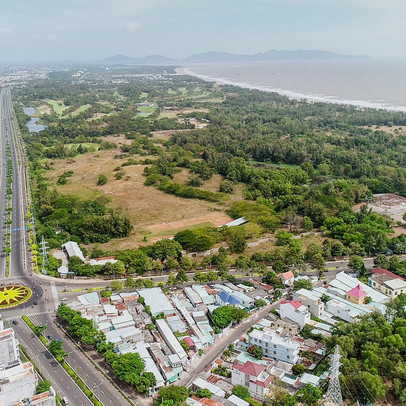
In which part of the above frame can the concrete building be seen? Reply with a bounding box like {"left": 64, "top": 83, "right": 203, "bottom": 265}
{"left": 156, "top": 319, "right": 188, "bottom": 364}
{"left": 293, "top": 289, "right": 324, "bottom": 318}
{"left": 249, "top": 329, "right": 300, "bottom": 364}
{"left": 279, "top": 301, "right": 311, "bottom": 328}
{"left": 231, "top": 361, "right": 272, "bottom": 400}
{"left": 216, "top": 291, "right": 241, "bottom": 307}
{"left": 369, "top": 270, "right": 406, "bottom": 298}
{"left": 138, "top": 288, "right": 174, "bottom": 317}
{"left": 0, "top": 327, "right": 19, "bottom": 370}
{"left": 185, "top": 287, "right": 202, "bottom": 307}
{"left": 345, "top": 284, "right": 367, "bottom": 305}
{"left": 277, "top": 271, "right": 295, "bottom": 287}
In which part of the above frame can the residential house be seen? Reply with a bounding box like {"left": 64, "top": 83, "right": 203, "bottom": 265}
{"left": 279, "top": 301, "right": 311, "bottom": 328}
{"left": 231, "top": 361, "right": 272, "bottom": 400}
{"left": 278, "top": 271, "right": 295, "bottom": 287}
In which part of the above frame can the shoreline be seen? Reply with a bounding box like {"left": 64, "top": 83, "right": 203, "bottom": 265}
{"left": 176, "top": 66, "right": 406, "bottom": 113}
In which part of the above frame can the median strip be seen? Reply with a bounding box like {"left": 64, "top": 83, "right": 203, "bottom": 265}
{"left": 22, "top": 315, "right": 103, "bottom": 406}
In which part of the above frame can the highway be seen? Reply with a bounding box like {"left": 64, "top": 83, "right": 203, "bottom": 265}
{"left": 0, "top": 88, "right": 131, "bottom": 406}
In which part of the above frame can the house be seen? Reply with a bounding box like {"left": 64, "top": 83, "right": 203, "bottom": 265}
{"left": 57, "top": 265, "right": 69, "bottom": 278}
{"left": 279, "top": 301, "right": 311, "bottom": 328}
{"left": 369, "top": 270, "right": 406, "bottom": 298}
{"left": 216, "top": 291, "right": 241, "bottom": 307}
{"left": 155, "top": 319, "right": 188, "bottom": 364}
{"left": 62, "top": 241, "right": 85, "bottom": 262}
{"left": 293, "top": 289, "right": 324, "bottom": 318}
{"left": 137, "top": 288, "right": 174, "bottom": 317}
{"left": 278, "top": 271, "right": 295, "bottom": 287}
{"left": 249, "top": 329, "right": 300, "bottom": 364}
{"left": 185, "top": 287, "right": 203, "bottom": 306}
{"left": 231, "top": 361, "right": 272, "bottom": 400}
{"left": 346, "top": 284, "right": 367, "bottom": 305}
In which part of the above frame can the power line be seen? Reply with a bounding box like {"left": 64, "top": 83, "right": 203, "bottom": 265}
{"left": 323, "top": 345, "right": 343, "bottom": 406}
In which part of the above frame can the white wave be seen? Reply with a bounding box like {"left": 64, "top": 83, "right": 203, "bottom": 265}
{"left": 182, "top": 67, "right": 406, "bottom": 113}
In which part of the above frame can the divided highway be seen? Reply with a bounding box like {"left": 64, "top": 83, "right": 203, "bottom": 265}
{"left": 0, "top": 88, "right": 131, "bottom": 406}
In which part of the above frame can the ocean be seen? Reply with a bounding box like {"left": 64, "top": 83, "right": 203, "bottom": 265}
{"left": 182, "top": 59, "right": 406, "bottom": 112}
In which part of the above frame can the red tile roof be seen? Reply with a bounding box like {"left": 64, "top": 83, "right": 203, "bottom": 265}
{"left": 278, "top": 271, "right": 294, "bottom": 280}
{"left": 234, "top": 361, "right": 265, "bottom": 377}
{"left": 281, "top": 300, "right": 303, "bottom": 310}
{"left": 371, "top": 268, "right": 404, "bottom": 280}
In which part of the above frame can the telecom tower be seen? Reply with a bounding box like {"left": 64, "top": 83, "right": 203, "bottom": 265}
{"left": 40, "top": 235, "right": 49, "bottom": 274}
{"left": 323, "top": 345, "right": 343, "bottom": 406}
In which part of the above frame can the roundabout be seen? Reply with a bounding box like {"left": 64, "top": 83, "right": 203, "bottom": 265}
{"left": 0, "top": 285, "right": 33, "bottom": 308}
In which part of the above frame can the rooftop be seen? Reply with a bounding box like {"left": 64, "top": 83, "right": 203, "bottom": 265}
{"left": 347, "top": 284, "right": 367, "bottom": 298}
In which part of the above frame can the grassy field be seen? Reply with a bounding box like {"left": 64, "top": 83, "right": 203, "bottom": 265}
{"left": 46, "top": 100, "right": 68, "bottom": 116}
{"left": 137, "top": 105, "right": 156, "bottom": 114}
{"left": 43, "top": 136, "right": 234, "bottom": 250}
{"left": 69, "top": 104, "right": 91, "bottom": 117}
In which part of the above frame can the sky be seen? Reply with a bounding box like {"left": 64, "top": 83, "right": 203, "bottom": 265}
{"left": 0, "top": 0, "right": 405, "bottom": 61}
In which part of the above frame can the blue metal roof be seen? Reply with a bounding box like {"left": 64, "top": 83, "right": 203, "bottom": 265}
{"left": 218, "top": 290, "right": 240, "bottom": 305}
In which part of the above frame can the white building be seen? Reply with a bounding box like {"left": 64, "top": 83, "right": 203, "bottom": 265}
{"left": 293, "top": 289, "right": 325, "bottom": 318}
{"left": 0, "top": 327, "right": 19, "bottom": 369}
{"left": 231, "top": 361, "right": 272, "bottom": 400}
{"left": 138, "top": 288, "right": 174, "bottom": 317}
{"left": 62, "top": 241, "right": 85, "bottom": 262}
{"left": 369, "top": 270, "right": 406, "bottom": 299}
{"left": 249, "top": 329, "right": 300, "bottom": 364}
{"left": 155, "top": 319, "right": 187, "bottom": 364}
{"left": 184, "top": 287, "right": 202, "bottom": 306}
{"left": 279, "top": 300, "right": 311, "bottom": 328}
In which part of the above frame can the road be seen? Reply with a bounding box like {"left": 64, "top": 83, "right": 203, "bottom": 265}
{"left": 178, "top": 298, "right": 283, "bottom": 387}
{"left": 0, "top": 88, "right": 131, "bottom": 406}
{"left": 13, "top": 319, "right": 92, "bottom": 406}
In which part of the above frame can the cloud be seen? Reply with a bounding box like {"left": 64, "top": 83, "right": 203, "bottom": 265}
{"left": 123, "top": 21, "right": 142, "bottom": 31}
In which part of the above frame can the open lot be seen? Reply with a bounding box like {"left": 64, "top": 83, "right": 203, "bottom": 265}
{"left": 43, "top": 139, "right": 235, "bottom": 250}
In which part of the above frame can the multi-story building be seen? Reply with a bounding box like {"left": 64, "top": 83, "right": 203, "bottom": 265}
{"left": 293, "top": 288, "right": 325, "bottom": 318}
{"left": 249, "top": 329, "right": 300, "bottom": 364}
{"left": 231, "top": 361, "right": 272, "bottom": 400}
{"left": 279, "top": 301, "right": 311, "bottom": 328}
{"left": 0, "top": 319, "right": 56, "bottom": 406}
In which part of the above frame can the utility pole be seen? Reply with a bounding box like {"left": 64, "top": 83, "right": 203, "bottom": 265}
{"left": 323, "top": 345, "right": 343, "bottom": 406}
{"left": 40, "top": 235, "right": 49, "bottom": 274}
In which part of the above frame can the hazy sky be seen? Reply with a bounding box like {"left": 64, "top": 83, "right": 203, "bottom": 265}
{"left": 0, "top": 0, "right": 405, "bottom": 61}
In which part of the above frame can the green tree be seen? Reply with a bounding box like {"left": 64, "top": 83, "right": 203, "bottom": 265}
{"left": 302, "top": 216, "right": 313, "bottom": 232}
{"left": 100, "top": 289, "right": 112, "bottom": 298}
{"left": 295, "top": 384, "right": 322, "bottom": 405}
{"left": 219, "top": 179, "right": 234, "bottom": 194}
{"left": 232, "top": 385, "right": 250, "bottom": 400}
{"left": 125, "top": 276, "right": 135, "bottom": 288}
{"left": 176, "top": 268, "right": 188, "bottom": 283}
{"left": 255, "top": 299, "right": 267, "bottom": 307}
{"left": 292, "top": 363, "right": 306, "bottom": 376}
{"left": 196, "top": 388, "right": 212, "bottom": 399}
{"left": 111, "top": 281, "right": 123, "bottom": 291}
{"left": 97, "top": 174, "right": 107, "bottom": 185}
{"left": 248, "top": 345, "right": 263, "bottom": 360}
{"left": 348, "top": 255, "right": 366, "bottom": 275}
{"left": 167, "top": 273, "right": 176, "bottom": 286}
{"left": 36, "top": 380, "right": 52, "bottom": 394}
{"left": 179, "top": 255, "right": 193, "bottom": 271}
{"left": 293, "top": 279, "right": 312, "bottom": 291}
{"left": 154, "top": 385, "right": 189, "bottom": 406}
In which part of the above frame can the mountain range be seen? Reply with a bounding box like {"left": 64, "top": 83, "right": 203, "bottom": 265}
{"left": 101, "top": 50, "right": 368, "bottom": 65}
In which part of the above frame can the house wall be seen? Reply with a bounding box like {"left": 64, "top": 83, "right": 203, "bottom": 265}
{"left": 279, "top": 304, "right": 311, "bottom": 328}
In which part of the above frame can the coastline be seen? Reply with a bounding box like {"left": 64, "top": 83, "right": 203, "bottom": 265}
{"left": 176, "top": 66, "right": 406, "bottom": 113}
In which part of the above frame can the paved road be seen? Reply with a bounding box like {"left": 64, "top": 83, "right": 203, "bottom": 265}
{"left": 13, "top": 318, "right": 92, "bottom": 406}
{"left": 0, "top": 88, "right": 130, "bottom": 406}
{"left": 178, "top": 298, "right": 283, "bottom": 387}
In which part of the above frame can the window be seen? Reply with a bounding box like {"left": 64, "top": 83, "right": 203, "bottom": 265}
{"left": 287, "top": 355, "right": 290, "bottom": 359}
{"left": 273, "top": 351, "right": 276, "bottom": 355}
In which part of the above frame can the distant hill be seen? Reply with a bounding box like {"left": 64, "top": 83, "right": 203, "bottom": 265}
{"left": 101, "top": 50, "right": 368, "bottom": 65}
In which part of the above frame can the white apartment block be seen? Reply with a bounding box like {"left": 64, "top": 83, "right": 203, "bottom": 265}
{"left": 249, "top": 329, "right": 300, "bottom": 364}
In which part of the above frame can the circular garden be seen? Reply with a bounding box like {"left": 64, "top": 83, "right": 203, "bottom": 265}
{"left": 0, "top": 285, "right": 33, "bottom": 308}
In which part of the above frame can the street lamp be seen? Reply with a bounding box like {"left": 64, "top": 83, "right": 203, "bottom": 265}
{"left": 93, "top": 382, "right": 102, "bottom": 400}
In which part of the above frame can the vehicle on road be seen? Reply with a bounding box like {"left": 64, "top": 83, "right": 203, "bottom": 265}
{"left": 62, "top": 396, "right": 69, "bottom": 404}
{"left": 33, "top": 301, "right": 37, "bottom": 305}
{"left": 12, "top": 320, "right": 18, "bottom": 325}
{"left": 47, "top": 335, "right": 53, "bottom": 340}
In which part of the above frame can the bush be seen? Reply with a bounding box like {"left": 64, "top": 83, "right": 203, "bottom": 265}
{"left": 97, "top": 174, "right": 107, "bottom": 185}
{"left": 232, "top": 385, "right": 250, "bottom": 400}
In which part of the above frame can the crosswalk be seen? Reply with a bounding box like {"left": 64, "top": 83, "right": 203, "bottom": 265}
{"left": 4, "top": 309, "right": 54, "bottom": 321}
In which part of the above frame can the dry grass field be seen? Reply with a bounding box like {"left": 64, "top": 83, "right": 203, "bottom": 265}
{"left": 43, "top": 136, "right": 237, "bottom": 251}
